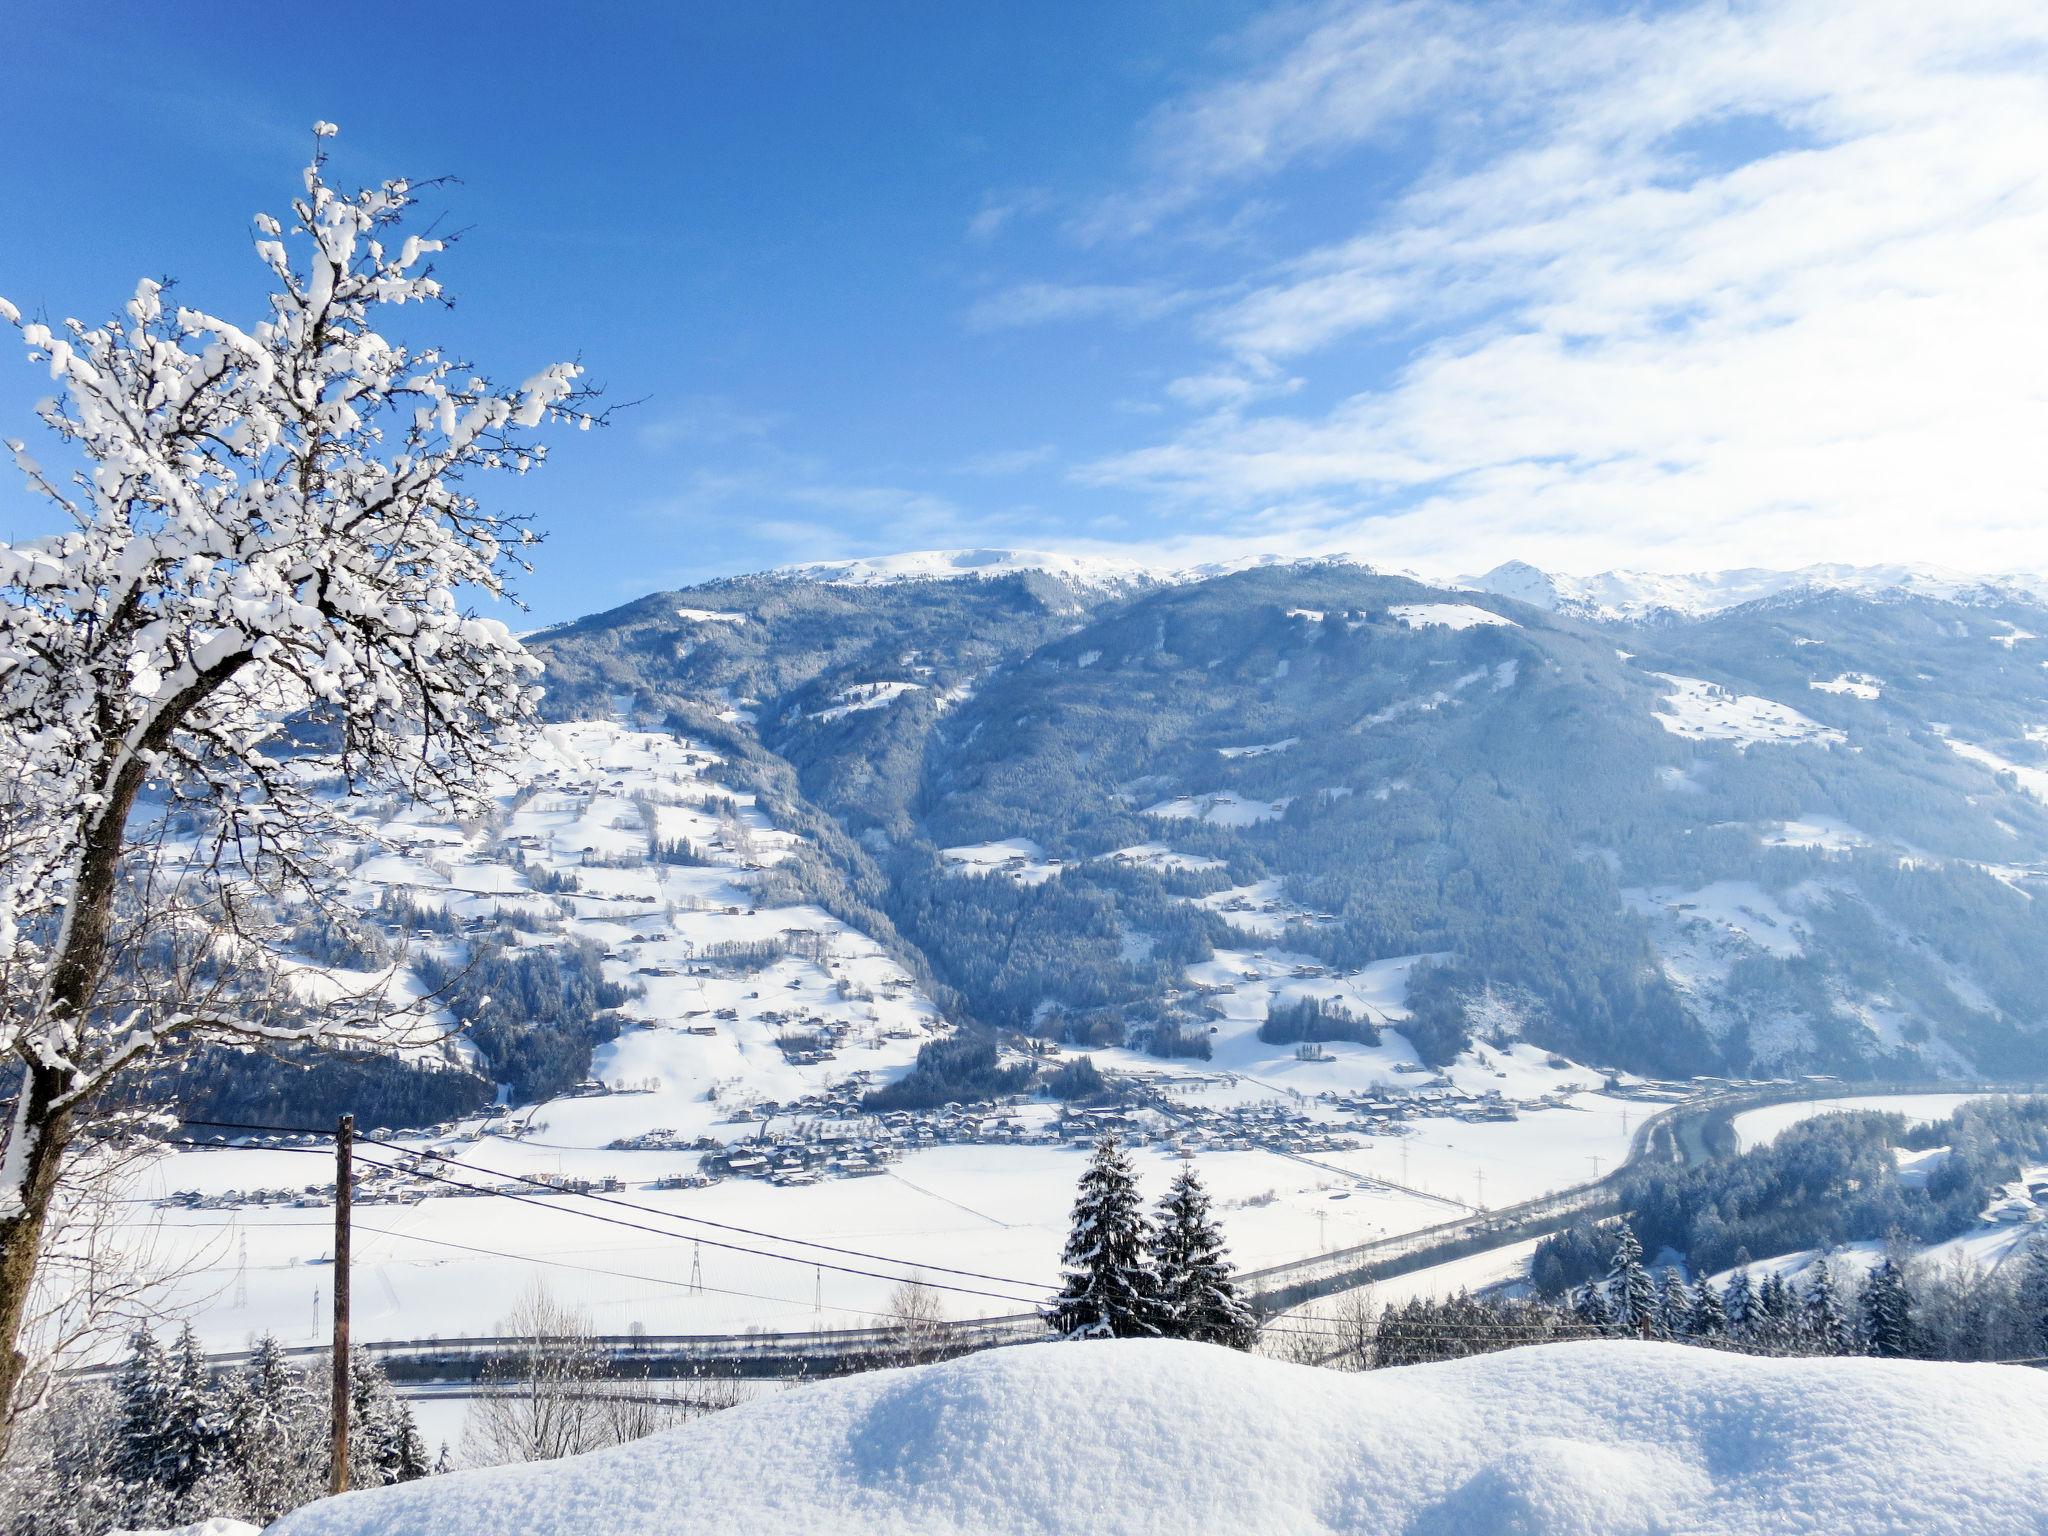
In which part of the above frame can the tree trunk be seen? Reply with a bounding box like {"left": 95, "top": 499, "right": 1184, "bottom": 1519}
{"left": 0, "top": 759, "right": 144, "bottom": 1448}
{"left": 0, "top": 1072, "right": 73, "bottom": 1441}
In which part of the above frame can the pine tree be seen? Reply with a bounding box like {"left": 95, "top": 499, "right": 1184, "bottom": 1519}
{"left": 1689, "top": 1275, "right": 1726, "bottom": 1339}
{"left": 1569, "top": 1279, "right": 1611, "bottom": 1334}
{"left": 1861, "top": 1256, "right": 1915, "bottom": 1359}
{"left": 1045, "top": 1134, "right": 1160, "bottom": 1339}
{"left": 1653, "top": 1267, "right": 1691, "bottom": 1340}
{"left": 2019, "top": 1237, "right": 2048, "bottom": 1356}
{"left": 112, "top": 1328, "right": 171, "bottom": 1491}
{"left": 1148, "top": 1163, "right": 1257, "bottom": 1349}
{"left": 228, "top": 1333, "right": 322, "bottom": 1524}
{"left": 1754, "top": 1272, "right": 1795, "bottom": 1354}
{"left": 158, "top": 1322, "right": 221, "bottom": 1501}
{"left": 390, "top": 1399, "right": 433, "bottom": 1483}
{"left": 1804, "top": 1258, "right": 1855, "bottom": 1356}
{"left": 1722, "top": 1267, "right": 1757, "bottom": 1343}
{"left": 1608, "top": 1221, "right": 1654, "bottom": 1337}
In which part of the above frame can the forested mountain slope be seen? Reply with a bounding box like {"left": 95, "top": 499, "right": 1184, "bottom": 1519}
{"left": 527, "top": 559, "right": 2048, "bottom": 1086}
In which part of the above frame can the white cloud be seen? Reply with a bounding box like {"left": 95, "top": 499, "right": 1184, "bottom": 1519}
{"left": 1061, "top": 0, "right": 2048, "bottom": 574}
{"left": 964, "top": 281, "right": 1194, "bottom": 331}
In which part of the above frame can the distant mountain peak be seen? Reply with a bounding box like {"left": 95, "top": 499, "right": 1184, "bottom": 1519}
{"left": 762, "top": 546, "right": 1395, "bottom": 595}
{"left": 1462, "top": 561, "right": 2046, "bottom": 622}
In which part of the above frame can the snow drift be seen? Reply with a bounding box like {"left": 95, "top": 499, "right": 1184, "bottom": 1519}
{"left": 268, "top": 1340, "right": 2048, "bottom": 1535}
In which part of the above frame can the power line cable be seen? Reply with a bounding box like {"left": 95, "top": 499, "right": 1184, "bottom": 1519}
{"left": 175, "top": 1115, "right": 1056, "bottom": 1292}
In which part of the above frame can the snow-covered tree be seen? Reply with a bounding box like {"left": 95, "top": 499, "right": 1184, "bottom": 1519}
{"left": 156, "top": 1321, "right": 223, "bottom": 1500}
{"left": 1861, "top": 1256, "right": 1915, "bottom": 1359}
{"left": 1149, "top": 1163, "right": 1256, "bottom": 1349}
{"left": 1803, "top": 1258, "right": 1855, "bottom": 1356}
{"left": 1722, "top": 1267, "right": 1757, "bottom": 1342}
{"left": 1569, "top": 1279, "right": 1611, "bottom": 1334}
{"left": 1754, "top": 1271, "right": 1796, "bottom": 1354}
{"left": 1653, "top": 1266, "right": 1690, "bottom": 1340}
{"left": 224, "top": 1332, "right": 322, "bottom": 1522}
{"left": 2016, "top": 1237, "right": 2048, "bottom": 1358}
{"left": 1688, "top": 1275, "right": 1726, "bottom": 1339}
{"left": 111, "top": 1327, "right": 171, "bottom": 1493}
{"left": 0, "top": 122, "right": 596, "bottom": 1426}
{"left": 1607, "top": 1221, "right": 1654, "bottom": 1337}
{"left": 1045, "top": 1134, "right": 1159, "bottom": 1340}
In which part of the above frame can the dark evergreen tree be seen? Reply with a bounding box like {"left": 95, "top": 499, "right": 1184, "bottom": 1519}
{"left": 158, "top": 1322, "right": 222, "bottom": 1500}
{"left": 1653, "top": 1267, "right": 1691, "bottom": 1340}
{"left": 1148, "top": 1163, "right": 1257, "bottom": 1349}
{"left": 1608, "top": 1221, "right": 1654, "bottom": 1336}
{"left": 1689, "top": 1274, "right": 1726, "bottom": 1339}
{"left": 1861, "top": 1256, "right": 1915, "bottom": 1358}
{"left": 112, "top": 1327, "right": 172, "bottom": 1492}
{"left": 1569, "top": 1279, "right": 1611, "bottom": 1333}
{"left": 1722, "top": 1267, "right": 1758, "bottom": 1342}
{"left": 2020, "top": 1237, "right": 2048, "bottom": 1356}
{"left": 1045, "top": 1134, "right": 1160, "bottom": 1339}
{"left": 1755, "top": 1272, "right": 1797, "bottom": 1354}
{"left": 1803, "top": 1259, "right": 1855, "bottom": 1356}
{"left": 228, "top": 1332, "right": 320, "bottom": 1523}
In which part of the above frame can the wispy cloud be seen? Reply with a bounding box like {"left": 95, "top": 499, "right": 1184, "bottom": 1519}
{"left": 1048, "top": 0, "right": 2048, "bottom": 574}
{"left": 964, "top": 280, "right": 1196, "bottom": 331}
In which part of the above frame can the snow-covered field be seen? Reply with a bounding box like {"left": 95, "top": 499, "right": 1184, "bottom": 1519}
{"left": 268, "top": 1339, "right": 2048, "bottom": 1536}
{"left": 1729, "top": 1094, "right": 2004, "bottom": 1152}
{"left": 1649, "top": 674, "right": 1845, "bottom": 748}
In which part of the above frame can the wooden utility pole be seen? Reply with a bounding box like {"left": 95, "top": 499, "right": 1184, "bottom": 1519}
{"left": 329, "top": 1113, "right": 353, "bottom": 1496}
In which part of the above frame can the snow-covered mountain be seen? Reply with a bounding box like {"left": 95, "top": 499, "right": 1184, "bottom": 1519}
{"left": 527, "top": 556, "right": 2048, "bottom": 1087}
{"left": 1463, "top": 559, "right": 2048, "bottom": 623}
{"left": 762, "top": 546, "right": 2048, "bottom": 626}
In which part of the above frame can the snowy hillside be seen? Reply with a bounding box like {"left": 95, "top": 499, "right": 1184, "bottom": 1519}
{"left": 264, "top": 1339, "right": 2048, "bottom": 1535}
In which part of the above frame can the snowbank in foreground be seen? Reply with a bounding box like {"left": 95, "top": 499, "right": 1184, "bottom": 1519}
{"left": 268, "top": 1340, "right": 2048, "bottom": 1536}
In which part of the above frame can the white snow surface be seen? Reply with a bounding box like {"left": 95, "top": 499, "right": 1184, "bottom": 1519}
{"left": 1388, "top": 602, "right": 1517, "bottom": 631}
{"left": 1143, "top": 791, "right": 1293, "bottom": 826}
{"left": 1810, "top": 672, "right": 1881, "bottom": 700}
{"left": 1650, "top": 674, "right": 1844, "bottom": 748}
{"left": 1945, "top": 736, "right": 2048, "bottom": 803}
{"left": 939, "top": 837, "right": 1061, "bottom": 885}
{"left": 267, "top": 1339, "right": 2048, "bottom": 1536}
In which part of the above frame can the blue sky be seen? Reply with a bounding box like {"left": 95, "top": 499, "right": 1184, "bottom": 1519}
{"left": 3, "top": 1, "right": 2044, "bottom": 627}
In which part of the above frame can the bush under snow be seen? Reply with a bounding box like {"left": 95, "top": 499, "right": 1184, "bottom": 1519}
{"left": 267, "top": 1339, "right": 2048, "bottom": 1535}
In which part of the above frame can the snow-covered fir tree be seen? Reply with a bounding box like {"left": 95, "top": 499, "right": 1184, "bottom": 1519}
{"left": 1754, "top": 1272, "right": 1796, "bottom": 1354}
{"left": 1722, "top": 1267, "right": 1758, "bottom": 1341}
{"left": 227, "top": 1333, "right": 324, "bottom": 1524}
{"left": 1045, "top": 1134, "right": 1160, "bottom": 1339}
{"left": 1803, "top": 1259, "right": 1855, "bottom": 1356}
{"left": 1569, "top": 1280, "right": 1611, "bottom": 1333}
{"left": 1149, "top": 1163, "right": 1257, "bottom": 1349}
{"left": 2020, "top": 1238, "right": 2048, "bottom": 1356}
{"left": 1653, "top": 1267, "right": 1691, "bottom": 1340}
{"left": 1607, "top": 1221, "right": 1654, "bottom": 1337}
{"left": 158, "top": 1322, "right": 224, "bottom": 1502}
{"left": 1688, "top": 1275, "right": 1726, "bottom": 1339}
{"left": 1861, "top": 1256, "right": 1915, "bottom": 1359}
{"left": 112, "top": 1327, "right": 172, "bottom": 1497}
